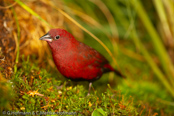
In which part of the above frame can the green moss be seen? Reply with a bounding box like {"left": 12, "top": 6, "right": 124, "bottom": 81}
{"left": 0, "top": 77, "right": 14, "bottom": 110}
{"left": 118, "top": 80, "right": 174, "bottom": 115}
{"left": 4, "top": 57, "right": 138, "bottom": 115}
{"left": 1, "top": 56, "right": 173, "bottom": 115}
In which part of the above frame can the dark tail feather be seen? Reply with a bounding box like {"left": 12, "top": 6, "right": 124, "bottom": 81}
{"left": 114, "top": 69, "right": 125, "bottom": 78}
{"left": 103, "top": 64, "right": 125, "bottom": 78}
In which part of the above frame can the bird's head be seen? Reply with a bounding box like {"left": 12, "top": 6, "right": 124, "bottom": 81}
{"left": 40, "top": 28, "right": 76, "bottom": 51}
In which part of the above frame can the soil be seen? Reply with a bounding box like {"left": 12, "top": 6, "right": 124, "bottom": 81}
{"left": 0, "top": 0, "right": 16, "bottom": 78}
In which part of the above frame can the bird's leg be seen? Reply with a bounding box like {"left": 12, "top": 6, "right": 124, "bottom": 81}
{"left": 87, "top": 82, "right": 92, "bottom": 96}
{"left": 56, "top": 81, "right": 69, "bottom": 90}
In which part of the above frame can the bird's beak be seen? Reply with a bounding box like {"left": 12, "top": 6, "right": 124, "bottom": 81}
{"left": 39, "top": 33, "right": 53, "bottom": 42}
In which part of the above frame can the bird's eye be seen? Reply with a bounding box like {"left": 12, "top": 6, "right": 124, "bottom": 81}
{"left": 55, "top": 35, "right": 60, "bottom": 40}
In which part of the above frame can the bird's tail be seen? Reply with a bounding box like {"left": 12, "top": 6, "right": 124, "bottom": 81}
{"left": 114, "top": 69, "right": 125, "bottom": 78}
{"left": 103, "top": 64, "right": 125, "bottom": 78}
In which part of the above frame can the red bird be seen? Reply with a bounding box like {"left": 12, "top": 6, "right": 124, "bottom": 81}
{"left": 40, "top": 29, "right": 124, "bottom": 94}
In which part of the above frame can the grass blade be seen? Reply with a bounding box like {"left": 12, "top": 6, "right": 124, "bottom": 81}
{"left": 15, "top": 0, "right": 52, "bottom": 27}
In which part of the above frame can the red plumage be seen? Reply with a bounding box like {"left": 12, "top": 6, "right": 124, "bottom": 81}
{"left": 40, "top": 29, "right": 123, "bottom": 94}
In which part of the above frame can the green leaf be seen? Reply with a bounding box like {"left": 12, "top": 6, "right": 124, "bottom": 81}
{"left": 92, "top": 108, "right": 107, "bottom": 116}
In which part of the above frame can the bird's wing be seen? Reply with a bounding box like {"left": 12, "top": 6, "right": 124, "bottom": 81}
{"left": 76, "top": 42, "right": 109, "bottom": 68}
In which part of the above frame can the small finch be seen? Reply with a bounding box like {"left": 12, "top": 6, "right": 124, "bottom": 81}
{"left": 40, "top": 29, "right": 124, "bottom": 95}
